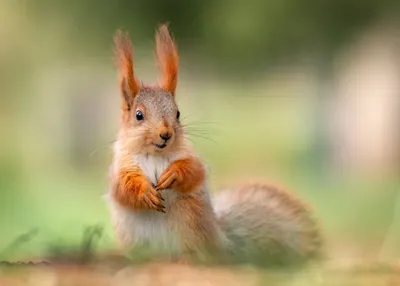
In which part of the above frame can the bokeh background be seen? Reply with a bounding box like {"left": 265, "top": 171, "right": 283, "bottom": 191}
{"left": 0, "top": 0, "right": 399, "bottom": 265}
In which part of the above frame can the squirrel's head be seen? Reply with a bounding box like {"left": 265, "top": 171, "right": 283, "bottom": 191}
{"left": 113, "top": 24, "right": 182, "bottom": 154}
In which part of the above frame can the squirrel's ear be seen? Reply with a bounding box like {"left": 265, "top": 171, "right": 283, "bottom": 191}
{"left": 113, "top": 30, "right": 140, "bottom": 110}
{"left": 156, "top": 24, "right": 179, "bottom": 96}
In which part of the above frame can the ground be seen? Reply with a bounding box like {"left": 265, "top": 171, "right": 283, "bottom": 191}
{"left": 0, "top": 258, "right": 399, "bottom": 286}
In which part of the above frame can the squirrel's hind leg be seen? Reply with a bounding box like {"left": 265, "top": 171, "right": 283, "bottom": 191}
{"left": 168, "top": 194, "right": 226, "bottom": 264}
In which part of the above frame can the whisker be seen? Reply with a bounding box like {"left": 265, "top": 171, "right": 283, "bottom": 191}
{"left": 87, "top": 138, "right": 118, "bottom": 157}
{"left": 89, "top": 149, "right": 98, "bottom": 157}
{"left": 181, "top": 120, "right": 218, "bottom": 126}
{"left": 184, "top": 133, "right": 218, "bottom": 144}
{"left": 179, "top": 125, "right": 221, "bottom": 137}
{"left": 179, "top": 123, "right": 219, "bottom": 130}
{"left": 185, "top": 132, "right": 220, "bottom": 139}
{"left": 183, "top": 136, "right": 196, "bottom": 145}
{"left": 182, "top": 125, "right": 219, "bottom": 130}
{"left": 180, "top": 115, "right": 193, "bottom": 121}
{"left": 182, "top": 128, "right": 220, "bottom": 135}
{"left": 181, "top": 123, "right": 220, "bottom": 132}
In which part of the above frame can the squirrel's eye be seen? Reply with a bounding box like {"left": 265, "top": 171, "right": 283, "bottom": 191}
{"left": 136, "top": 110, "right": 144, "bottom": 121}
{"left": 176, "top": 110, "right": 180, "bottom": 120}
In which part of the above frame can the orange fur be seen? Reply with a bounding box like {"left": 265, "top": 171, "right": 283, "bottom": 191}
{"left": 114, "top": 167, "right": 165, "bottom": 212}
{"left": 156, "top": 24, "right": 179, "bottom": 95}
{"left": 172, "top": 195, "right": 223, "bottom": 260}
{"left": 113, "top": 30, "right": 141, "bottom": 113}
{"left": 156, "top": 157, "right": 205, "bottom": 193}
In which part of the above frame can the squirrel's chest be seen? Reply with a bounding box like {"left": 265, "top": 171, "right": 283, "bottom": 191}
{"left": 113, "top": 154, "right": 182, "bottom": 253}
{"left": 134, "top": 154, "right": 180, "bottom": 204}
{"left": 135, "top": 154, "right": 170, "bottom": 186}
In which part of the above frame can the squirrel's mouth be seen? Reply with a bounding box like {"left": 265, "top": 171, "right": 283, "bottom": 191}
{"left": 153, "top": 143, "right": 167, "bottom": 149}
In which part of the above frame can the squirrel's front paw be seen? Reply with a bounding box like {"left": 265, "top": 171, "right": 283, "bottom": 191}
{"left": 156, "top": 166, "right": 179, "bottom": 191}
{"left": 115, "top": 169, "right": 165, "bottom": 212}
{"left": 137, "top": 182, "right": 165, "bottom": 212}
{"left": 156, "top": 158, "right": 205, "bottom": 193}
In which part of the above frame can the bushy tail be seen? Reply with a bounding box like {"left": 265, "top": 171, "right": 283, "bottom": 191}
{"left": 212, "top": 182, "right": 323, "bottom": 267}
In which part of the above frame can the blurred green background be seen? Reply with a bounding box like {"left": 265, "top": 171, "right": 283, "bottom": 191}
{"left": 0, "top": 0, "right": 399, "bottom": 263}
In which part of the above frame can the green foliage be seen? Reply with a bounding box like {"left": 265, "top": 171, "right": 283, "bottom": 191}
{"left": 21, "top": 0, "right": 400, "bottom": 74}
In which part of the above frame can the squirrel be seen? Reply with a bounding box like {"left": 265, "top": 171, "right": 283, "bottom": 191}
{"left": 105, "top": 23, "right": 323, "bottom": 267}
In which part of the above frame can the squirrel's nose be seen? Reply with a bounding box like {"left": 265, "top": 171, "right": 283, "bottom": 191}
{"left": 160, "top": 132, "right": 171, "bottom": 141}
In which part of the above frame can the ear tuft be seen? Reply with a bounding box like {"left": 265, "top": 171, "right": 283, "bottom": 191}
{"left": 156, "top": 23, "right": 179, "bottom": 96}
{"left": 113, "top": 30, "right": 140, "bottom": 109}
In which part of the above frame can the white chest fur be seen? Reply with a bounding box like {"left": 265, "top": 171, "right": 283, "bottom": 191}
{"left": 107, "top": 153, "right": 183, "bottom": 255}
{"left": 135, "top": 153, "right": 170, "bottom": 186}
{"left": 134, "top": 153, "right": 181, "bottom": 204}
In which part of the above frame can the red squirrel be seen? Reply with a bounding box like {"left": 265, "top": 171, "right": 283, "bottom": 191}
{"left": 105, "top": 24, "right": 322, "bottom": 266}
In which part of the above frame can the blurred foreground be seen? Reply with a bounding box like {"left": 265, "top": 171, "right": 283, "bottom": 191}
{"left": 1, "top": 260, "right": 400, "bottom": 286}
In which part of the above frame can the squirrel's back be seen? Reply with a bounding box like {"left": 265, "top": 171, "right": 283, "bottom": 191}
{"left": 213, "top": 182, "right": 323, "bottom": 267}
